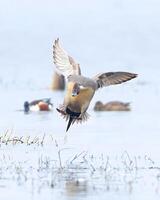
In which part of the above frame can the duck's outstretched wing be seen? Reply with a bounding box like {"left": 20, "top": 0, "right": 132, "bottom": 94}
{"left": 53, "top": 38, "right": 81, "bottom": 77}
{"left": 93, "top": 72, "right": 137, "bottom": 89}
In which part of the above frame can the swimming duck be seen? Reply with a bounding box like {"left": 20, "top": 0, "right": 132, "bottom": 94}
{"left": 24, "top": 98, "right": 53, "bottom": 113}
{"left": 94, "top": 101, "right": 130, "bottom": 111}
{"left": 51, "top": 71, "right": 65, "bottom": 90}
{"left": 53, "top": 38, "right": 137, "bottom": 131}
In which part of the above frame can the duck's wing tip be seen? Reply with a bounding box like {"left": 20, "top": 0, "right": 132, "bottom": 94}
{"left": 53, "top": 39, "right": 81, "bottom": 77}
{"left": 93, "top": 71, "right": 138, "bottom": 89}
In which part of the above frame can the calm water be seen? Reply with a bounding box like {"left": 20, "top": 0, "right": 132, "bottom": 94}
{"left": 0, "top": 0, "right": 160, "bottom": 199}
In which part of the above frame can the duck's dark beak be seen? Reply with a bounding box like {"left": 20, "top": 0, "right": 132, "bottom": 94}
{"left": 66, "top": 116, "right": 74, "bottom": 132}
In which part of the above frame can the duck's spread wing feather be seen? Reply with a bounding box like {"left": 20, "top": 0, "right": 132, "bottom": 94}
{"left": 53, "top": 38, "right": 81, "bottom": 77}
{"left": 93, "top": 72, "right": 137, "bottom": 89}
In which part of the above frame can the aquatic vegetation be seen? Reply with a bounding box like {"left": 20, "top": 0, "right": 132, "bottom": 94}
{"left": 0, "top": 131, "right": 159, "bottom": 198}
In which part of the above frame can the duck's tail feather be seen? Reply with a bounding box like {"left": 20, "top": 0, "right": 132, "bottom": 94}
{"left": 56, "top": 104, "right": 90, "bottom": 130}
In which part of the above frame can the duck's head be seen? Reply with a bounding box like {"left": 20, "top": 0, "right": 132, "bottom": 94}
{"left": 69, "top": 82, "right": 80, "bottom": 97}
{"left": 94, "top": 101, "right": 104, "bottom": 111}
{"left": 24, "top": 101, "right": 30, "bottom": 112}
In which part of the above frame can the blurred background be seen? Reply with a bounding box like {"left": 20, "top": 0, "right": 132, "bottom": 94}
{"left": 1, "top": 0, "right": 160, "bottom": 84}
{"left": 1, "top": 0, "right": 160, "bottom": 199}
{"left": 0, "top": 0, "right": 160, "bottom": 154}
